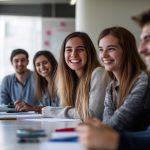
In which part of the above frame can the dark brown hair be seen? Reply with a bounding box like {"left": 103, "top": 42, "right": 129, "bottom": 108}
{"left": 98, "top": 26, "right": 146, "bottom": 108}
{"left": 10, "top": 49, "right": 29, "bottom": 62}
{"left": 132, "top": 9, "right": 150, "bottom": 27}
{"left": 33, "top": 50, "right": 58, "bottom": 100}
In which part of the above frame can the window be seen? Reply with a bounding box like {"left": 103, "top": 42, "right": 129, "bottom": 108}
{"left": 0, "top": 15, "right": 42, "bottom": 82}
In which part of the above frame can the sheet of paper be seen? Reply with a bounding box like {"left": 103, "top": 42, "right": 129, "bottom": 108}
{"left": 51, "top": 131, "right": 78, "bottom": 139}
{"left": 40, "top": 142, "right": 85, "bottom": 150}
{"left": 0, "top": 111, "right": 36, "bottom": 115}
{"left": 23, "top": 118, "right": 81, "bottom": 122}
{"left": 0, "top": 111, "right": 43, "bottom": 119}
{"left": 0, "top": 106, "right": 16, "bottom": 112}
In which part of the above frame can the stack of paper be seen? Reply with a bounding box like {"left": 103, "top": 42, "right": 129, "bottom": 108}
{"left": 23, "top": 118, "right": 80, "bottom": 122}
{"left": 0, "top": 111, "right": 42, "bottom": 120}
{"left": 0, "top": 105, "right": 16, "bottom": 112}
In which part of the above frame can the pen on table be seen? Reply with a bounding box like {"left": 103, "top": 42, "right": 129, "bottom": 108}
{"left": 0, "top": 118, "right": 17, "bottom": 120}
{"left": 49, "top": 136, "right": 78, "bottom": 142}
{"left": 6, "top": 110, "right": 19, "bottom": 113}
{"left": 55, "top": 127, "right": 76, "bottom": 132}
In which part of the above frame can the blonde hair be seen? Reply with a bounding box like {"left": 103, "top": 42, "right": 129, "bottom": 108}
{"left": 57, "top": 32, "right": 101, "bottom": 119}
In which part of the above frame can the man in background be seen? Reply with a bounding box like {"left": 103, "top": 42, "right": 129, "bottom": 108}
{"left": 77, "top": 9, "right": 150, "bottom": 150}
{"left": 0, "top": 49, "right": 37, "bottom": 106}
{"left": 132, "top": 9, "right": 150, "bottom": 72}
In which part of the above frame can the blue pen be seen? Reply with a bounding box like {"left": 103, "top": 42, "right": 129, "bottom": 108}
{"left": 49, "top": 136, "right": 78, "bottom": 142}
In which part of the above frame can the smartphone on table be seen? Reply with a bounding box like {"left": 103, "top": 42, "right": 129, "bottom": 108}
{"left": 16, "top": 128, "right": 46, "bottom": 143}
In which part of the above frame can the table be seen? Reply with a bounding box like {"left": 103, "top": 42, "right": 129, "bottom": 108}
{"left": 0, "top": 119, "right": 82, "bottom": 150}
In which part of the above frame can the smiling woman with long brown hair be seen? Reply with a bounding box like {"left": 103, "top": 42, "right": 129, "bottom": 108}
{"left": 42, "top": 32, "right": 109, "bottom": 120}
{"left": 98, "top": 26, "right": 150, "bottom": 131}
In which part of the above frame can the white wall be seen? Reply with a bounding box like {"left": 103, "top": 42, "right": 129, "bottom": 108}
{"left": 0, "top": 16, "right": 75, "bottom": 82}
{"left": 76, "top": 0, "right": 150, "bottom": 48}
{"left": 42, "top": 18, "right": 75, "bottom": 60}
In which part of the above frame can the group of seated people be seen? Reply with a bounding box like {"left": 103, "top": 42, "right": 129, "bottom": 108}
{"left": 0, "top": 9, "right": 150, "bottom": 150}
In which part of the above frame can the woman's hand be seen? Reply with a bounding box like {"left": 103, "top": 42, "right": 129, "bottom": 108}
{"left": 77, "top": 117, "right": 119, "bottom": 150}
{"left": 15, "top": 100, "right": 34, "bottom": 112}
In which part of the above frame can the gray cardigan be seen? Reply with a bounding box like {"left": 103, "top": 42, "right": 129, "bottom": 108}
{"left": 103, "top": 71, "right": 150, "bottom": 131}
{"left": 42, "top": 67, "right": 109, "bottom": 119}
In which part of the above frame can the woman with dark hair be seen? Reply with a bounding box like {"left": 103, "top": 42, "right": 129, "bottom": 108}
{"left": 15, "top": 50, "right": 59, "bottom": 112}
{"left": 42, "top": 32, "right": 109, "bottom": 119}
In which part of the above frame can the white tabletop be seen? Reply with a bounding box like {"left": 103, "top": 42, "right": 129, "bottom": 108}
{"left": 0, "top": 118, "right": 84, "bottom": 150}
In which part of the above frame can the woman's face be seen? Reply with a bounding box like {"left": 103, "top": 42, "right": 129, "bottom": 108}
{"left": 98, "top": 34, "right": 123, "bottom": 77}
{"left": 64, "top": 37, "right": 87, "bottom": 77}
{"left": 35, "top": 55, "right": 52, "bottom": 78}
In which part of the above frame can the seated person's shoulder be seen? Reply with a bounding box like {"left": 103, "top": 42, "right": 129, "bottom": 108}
{"left": 92, "top": 67, "right": 110, "bottom": 82}
{"left": 2, "top": 73, "right": 15, "bottom": 82}
{"left": 93, "top": 66, "right": 105, "bottom": 73}
{"left": 91, "top": 67, "right": 106, "bottom": 78}
{"left": 134, "top": 71, "right": 149, "bottom": 86}
{"left": 138, "top": 71, "right": 149, "bottom": 79}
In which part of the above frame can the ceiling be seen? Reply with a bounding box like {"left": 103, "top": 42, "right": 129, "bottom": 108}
{"left": 0, "top": 0, "right": 70, "bottom": 4}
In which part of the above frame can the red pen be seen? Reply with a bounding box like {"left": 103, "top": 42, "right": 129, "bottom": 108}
{"left": 55, "top": 127, "right": 76, "bottom": 132}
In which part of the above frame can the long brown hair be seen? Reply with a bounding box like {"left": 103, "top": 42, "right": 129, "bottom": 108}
{"left": 33, "top": 50, "right": 58, "bottom": 100}
{"left": 57, "top": 32, "right": 101, "bottom": 119}
{"left": 98, "top": 26, "right": 146, "bottom": 108}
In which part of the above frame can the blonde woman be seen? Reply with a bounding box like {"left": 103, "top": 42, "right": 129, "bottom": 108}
{"left": 42, "top": 32, "right": 109, "bottom": 120}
